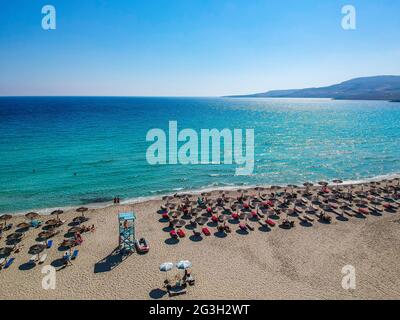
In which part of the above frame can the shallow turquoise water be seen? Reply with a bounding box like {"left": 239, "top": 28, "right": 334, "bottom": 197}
{"left": 0, "top": 97, "right": 399, "bottom": 213}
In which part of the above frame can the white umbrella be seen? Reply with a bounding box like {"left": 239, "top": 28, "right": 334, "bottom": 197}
{"left": 160, "top": 262, "right": 174, "bottom": 272}
{"left": 176, "top": 260, "right": 192, "bottom": 270}
{"left": 159, "top": 262, "right": 174, "bottom": 281}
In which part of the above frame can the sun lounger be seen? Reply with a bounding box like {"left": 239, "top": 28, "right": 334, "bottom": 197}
{"left": 162, "top": 213, "right": 169, "bottom": 219}
{"left": 358, "top": 208, "right": 370, "bottom": 215}
{"left": 47, "top": 240, "right": 53, "bottom": 249}
{"left": 298, "top": 215, "right": 307, "bottom": 223}
{"left": 257, "top": 212, "right": 265, "bottom": 219}
{"left": 224, "top": 225, "right": 231, "bottom": 233}
{"left": 4, "top": 257, "right": 15, "bottom": 269}
{"left": 169, "top": 230, "right": 178, "bottom": 239}
{"left": 281, "top": 219, "right": 295, "bottom": 229}
{"left": 202, "top": 227, "right": 211, "bottom": 236}
{"left": 168, "top": 286, "right": 187, "bottom": 297}
{"left": 39, "top": 254, "right": 47, "bottom": 264}
{"left": 304, "top": 214, "right": 314, "bottom": 222}
{"left": 71, "top": 249, "right": 79, "bottom": 260}
{"left": 177, "top": 229, "right": 186, "bottom": 238}
{"left": 258, "top": 220, "right": 268, "bottom": 228}
{"left": 192, "top": 230, "right": 201, "bottom": 237}
{"left": 251, "top": 211, "right": 258, "bottom": 219}
{"left": 231, "top": 213, "right": 239, "bottom": 220}
{"left": 211, "top": 215, "right": 218, "bottom": 223}
{"left": 265, "top": 218, "right": 276, "bottom": 227}
{"left": 239, "top": 223, "right": 247, "bottom": 231}
{"left": 29, "top": 255, "right": 38, "bottom": 264}
{"left": 0, "top": 258, "right": 5, "bottom": 268}
{"left": 245, "top": 223, "right": 255, "bottom": 231}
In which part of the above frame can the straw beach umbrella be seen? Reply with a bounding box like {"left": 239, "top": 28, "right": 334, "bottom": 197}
{"left": 29, "top": 243, "right": 46, "bottom": 255}
{"left": 16, "top": 222, "right": 30, "bottom": 232}
{"left": 7, "top": 232, "right": 23, "bottom": 242}
{"left": 0, "top": 214, "right": 12, "bottom": 224}
{"left": 0, "top": 247, "right": 13, "bottom": 257}
{"left": 51, "top": 209, "right": 64, "bottom": 221}
{"left": 69, "top": 226, "right": 83, "bottom": 234}
{"left": 25, "top": 212, "right": 39, "bottom": 221}
{"left": 76, "top": 207, "right": 88, "bottom": 217}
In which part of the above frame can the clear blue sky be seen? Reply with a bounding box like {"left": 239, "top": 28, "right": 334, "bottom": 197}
{"left": 0, "top": 0, "right": 399, "bottom": 96}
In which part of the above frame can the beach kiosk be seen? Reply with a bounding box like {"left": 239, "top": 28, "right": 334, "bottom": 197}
{"left": 118, "top": 212, "right": 136, "bottom": 253}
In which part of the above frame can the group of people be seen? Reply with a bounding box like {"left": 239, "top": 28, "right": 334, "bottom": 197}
{"left": 113, "top": 196, "right": 121, "bottom": 204}
{"left": 165, "top": 269, "right": 195, "bottom": 291}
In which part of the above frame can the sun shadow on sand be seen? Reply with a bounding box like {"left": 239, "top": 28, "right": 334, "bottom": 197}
{"left": 236, "top": 229, "right": 249, "bottom": 236}
{"left": 94, "top": 247, "right": 128, "bottom": 273}
{"left": 162, "top": 226, "right": 173, "bottom": 233}
{"left": 19, "top": 262, "right": 36, "bottom": 271}
{"left": 149, "top": 288, "right": 168, "bottom": 299}
{"left": 214, "top": 231, "right": 227, "bottom": 238}
{"left": 165, "top": 238, "right": 180, "bottom": 245}
{"left": 189, "top": 235, "right": 203, "bottom": 242}
{"left": 299, "top": 221, "right": 313, "bottom": 228}
{"left": 258, "top": 226, "right": 271, "bottom": 233}
{"left": 336, "top": 216, "right": 349, "bottom": 222}
{"left": 51, "top": 258, "right": 66, "bottom": 269}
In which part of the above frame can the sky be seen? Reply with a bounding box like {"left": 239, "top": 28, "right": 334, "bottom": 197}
{"left": 0, "top": 0, "right": 399, "bottom": 96}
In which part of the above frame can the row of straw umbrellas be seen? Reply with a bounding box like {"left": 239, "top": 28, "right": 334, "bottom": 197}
{"left": 159, "top": 179, "right": 400, "bottom": 231}
{"left": 0, "top": 207, "right": 90, "bottom": 259}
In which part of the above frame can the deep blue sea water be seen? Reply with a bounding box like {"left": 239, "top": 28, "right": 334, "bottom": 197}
{"left": 0, "top": 97, "right": 399, "bottom": 214}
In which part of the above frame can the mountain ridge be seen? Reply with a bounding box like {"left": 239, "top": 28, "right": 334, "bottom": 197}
{"left": 226, "top": 76, "right": 400, "bottom": 101}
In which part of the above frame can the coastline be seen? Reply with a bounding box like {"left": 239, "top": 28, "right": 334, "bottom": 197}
{"left": 5, "top": 172, "right": 400, "bottom": 217}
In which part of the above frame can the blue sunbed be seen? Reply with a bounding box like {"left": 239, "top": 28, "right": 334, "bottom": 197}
{"left": 47, "top": 240, "right": 53, "bottom": 248}
{"left": 4, "top": 258, "right": 15, "bottom": 269}
{"left": 71, "top": 249, "right": 79, "bottom": 260}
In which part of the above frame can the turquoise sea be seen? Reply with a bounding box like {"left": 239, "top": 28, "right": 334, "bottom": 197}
{"left": 0, "top": 97, "right": 399, "bottom": 214}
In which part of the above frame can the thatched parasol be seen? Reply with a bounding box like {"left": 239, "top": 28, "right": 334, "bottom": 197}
{"left": 51, "top": 209, "right": 64, "bottom": 220}
{"left": 29, "top": 243, "right": 46, "bottom": 255}
{"left": 7, "top": 232, "right": 23, "bottom": 241}
{"left": 25, "top": 212, "right": 39, "bottom": 220}
{"left": 16, "top": 222, "right": 30, "bottom": 230}
{"left": 0, "top": 214, "right": 12, "bottom": 223}
{"left": 0, "top": 247, "right": 13, "bottom": 256}
{"left": 76, "top": 207, "right": 88, "bottom": 217}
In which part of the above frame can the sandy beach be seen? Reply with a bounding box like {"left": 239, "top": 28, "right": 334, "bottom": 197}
{"left": 1, "top": 180, "right": 400, "bottom": 300}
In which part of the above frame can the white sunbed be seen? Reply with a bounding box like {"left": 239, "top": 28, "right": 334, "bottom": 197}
{"left": 39, "top": 254, "right": 47, "bottom": 264}
{"left": 29, "top": 255, "right": 38, "bottom": 264}
{"left": 0, "top": 258, "right": 5, "bottom": 267}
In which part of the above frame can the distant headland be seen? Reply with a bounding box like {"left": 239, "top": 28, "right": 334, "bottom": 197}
{"left": 226, "top": 75, "right": 400, "bottom": 102}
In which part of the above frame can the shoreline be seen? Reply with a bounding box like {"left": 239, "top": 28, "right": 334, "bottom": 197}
{"left": 4, "top": 172, "right": 400, "bottom": 217}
